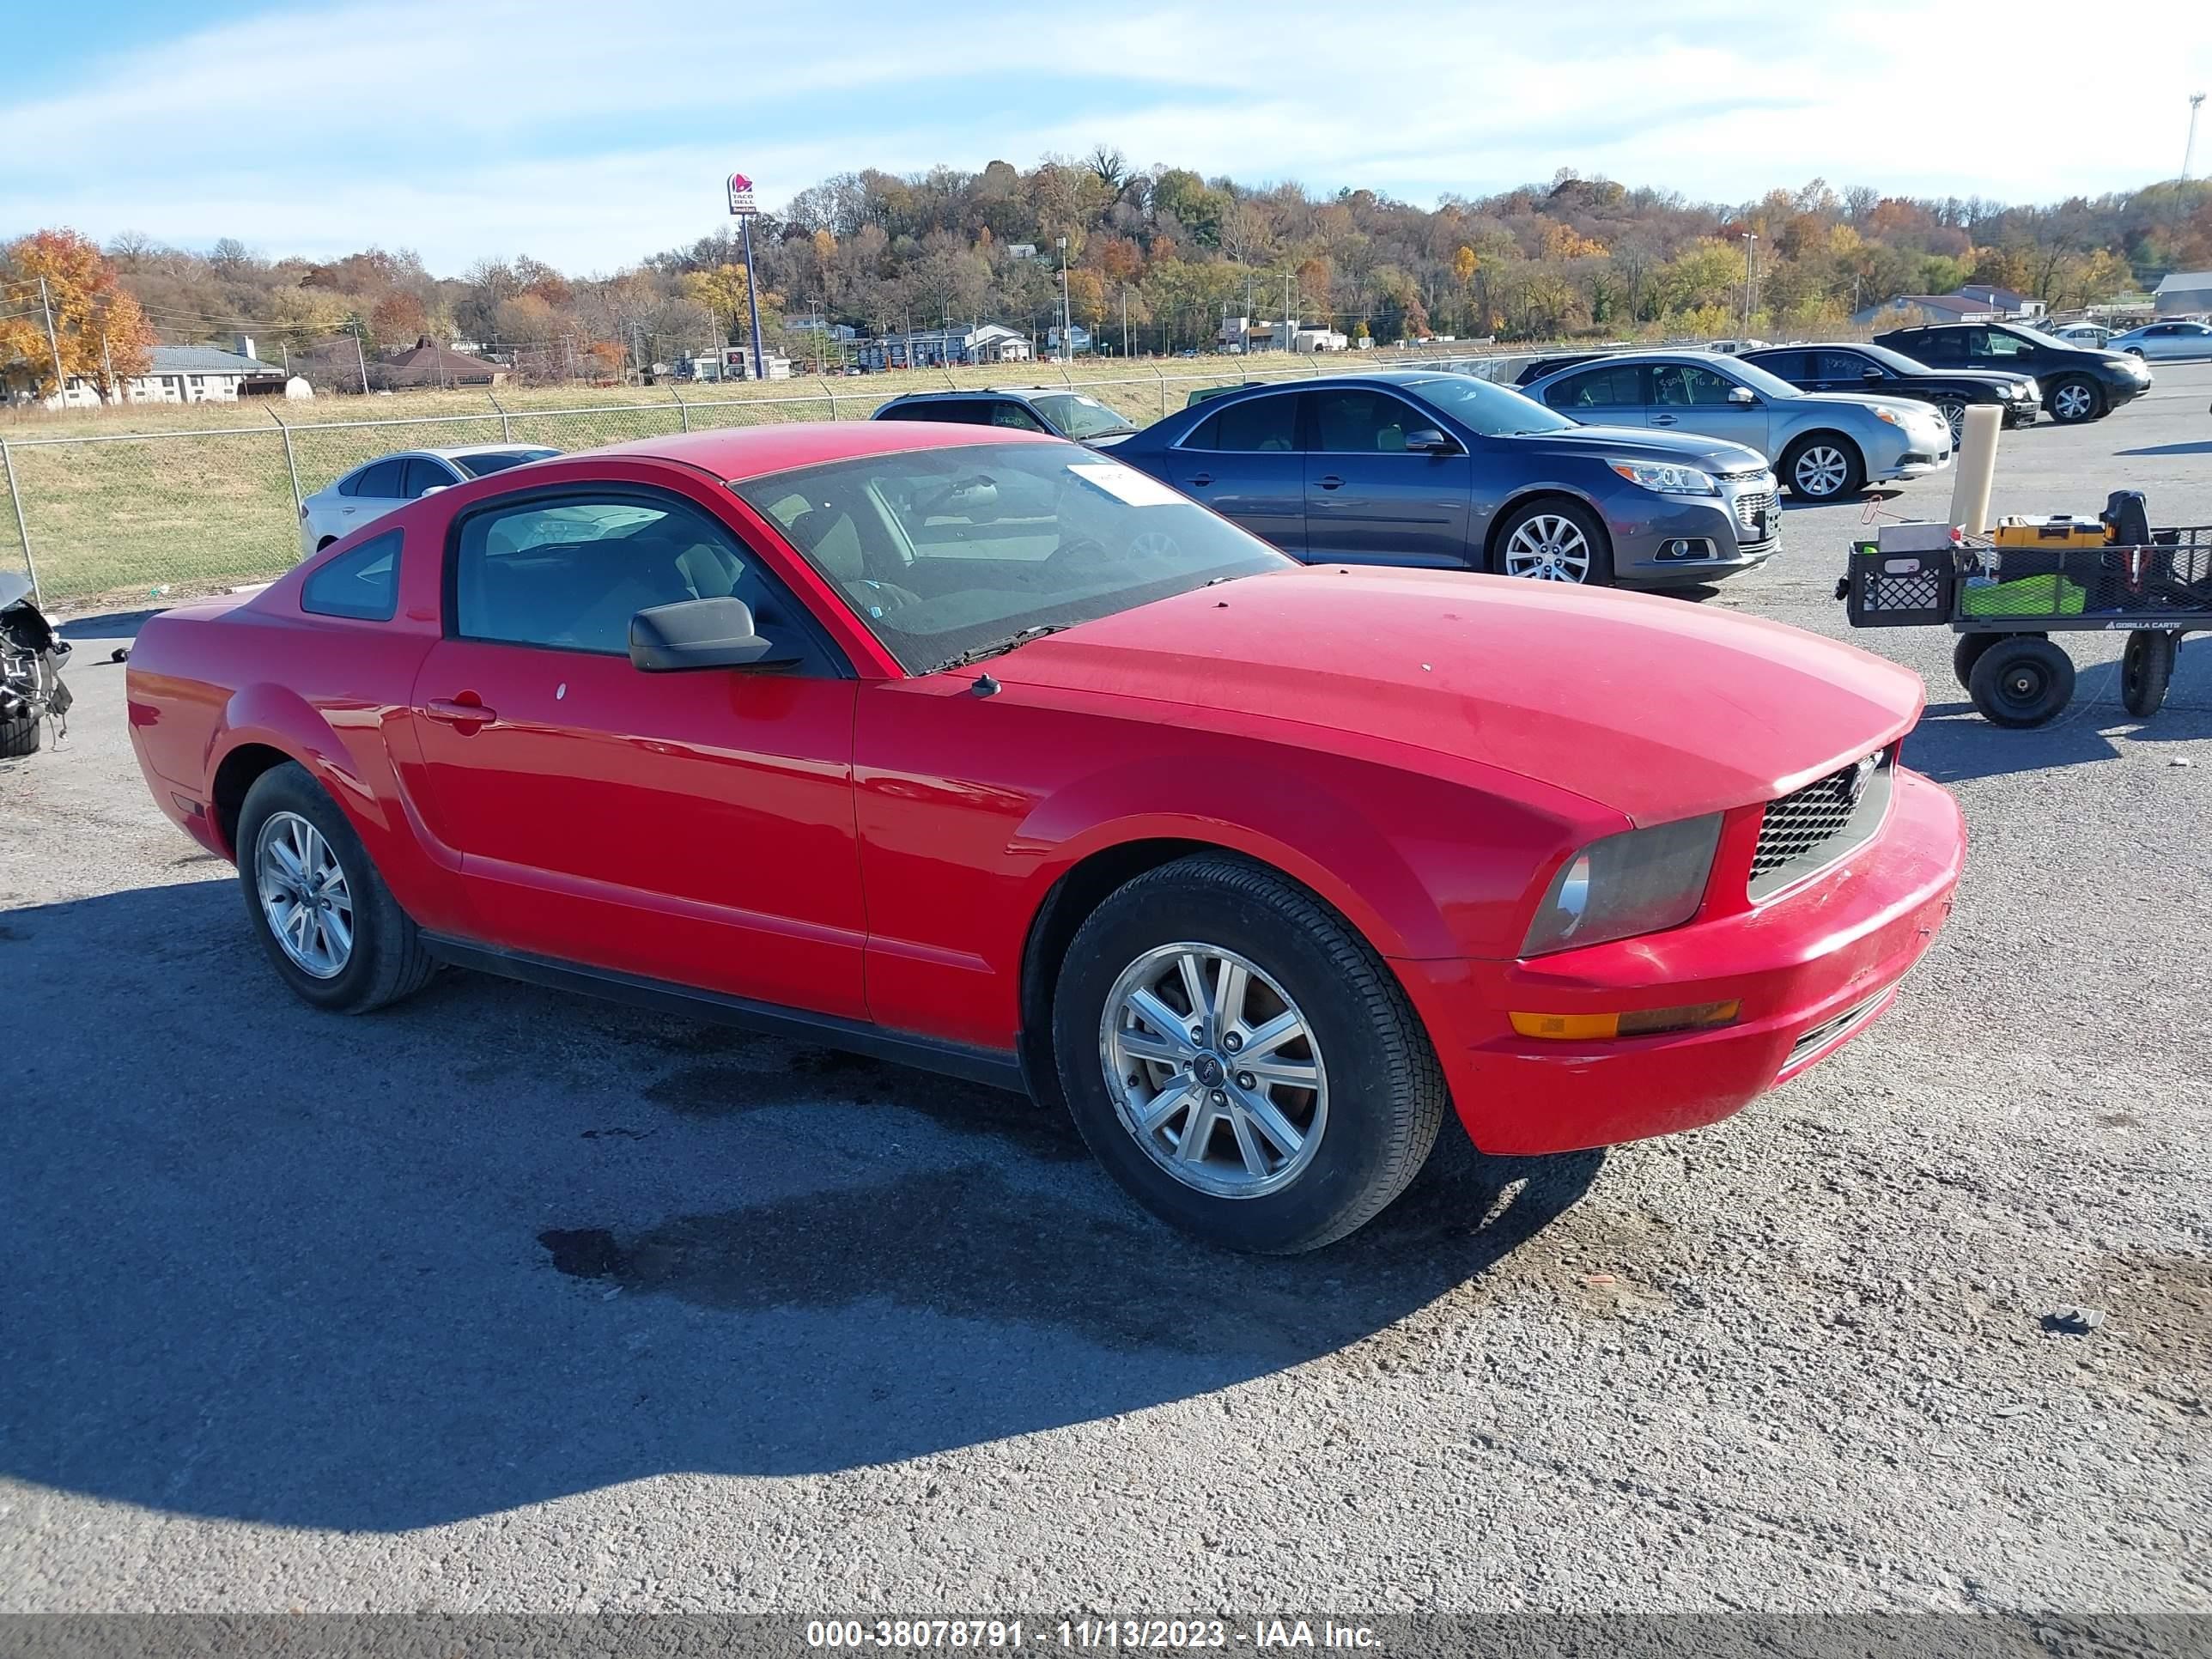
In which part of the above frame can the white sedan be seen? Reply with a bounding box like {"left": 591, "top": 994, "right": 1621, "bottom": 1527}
{"left": 298, "top": 445, "right": 560, "bottom": 556}
{"left": 2106, "top": 320, "right": 2212, "bottom": 362}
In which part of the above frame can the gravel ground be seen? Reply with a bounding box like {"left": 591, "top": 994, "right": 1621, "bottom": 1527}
{"left": 2, "top": 363, "right": 2207, "bottom": 1619}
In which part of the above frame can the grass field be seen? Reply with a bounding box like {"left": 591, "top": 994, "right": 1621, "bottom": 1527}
{"left": 0, "top": 354, "right": 1393, "bottom": 606}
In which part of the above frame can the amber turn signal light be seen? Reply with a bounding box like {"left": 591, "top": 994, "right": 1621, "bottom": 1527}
{"left": 1510, "top": 1000, "right": 1741, "bottom": 1041}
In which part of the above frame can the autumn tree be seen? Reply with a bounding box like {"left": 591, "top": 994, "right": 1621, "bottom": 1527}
{"left": 0, "top": 228, "right": 155, "bottom": 400}
{"left": 370, "top": 290, "right": 428, "bottom": 346}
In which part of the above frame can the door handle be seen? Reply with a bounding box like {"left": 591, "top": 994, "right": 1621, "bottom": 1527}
{"left": 1184, "top": 473, "right": 1213, "bottom": 488}
{"left": 423, "top": 695, "right": 496, "bottom": 729}
{"left": 1650, "top": 414, "right": 1679, "bottom": 425}
{"left": 1317, "top": 475, "right": 1345, "bottom": 489}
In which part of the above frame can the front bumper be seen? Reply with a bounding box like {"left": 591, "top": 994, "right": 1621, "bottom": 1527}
{"left": 1612, "top": 476, "right": 1779, "bottom": 588}
{"left": 1395, "top": 767, "right": 1965, "bottom": 1156}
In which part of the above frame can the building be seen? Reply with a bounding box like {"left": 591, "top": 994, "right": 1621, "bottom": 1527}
{"left": 27, "top": 336, "right": 295, "bottom": 409}
{"left": 783, "top": 315, "right": 860, "bottom": 343}
{"left": 371, "top": 339, "right": 510, "bottom": 389}
{"left": 2153, "top": 270, "right": 2212, "bottom": 316}
{"left": 851, "top": 323, "right": 1032, "bottom": 370}
{"left": 1044, "top": 324, "right": 1091, "bottom": 356}
{"left": 1292, "top": 325, "right": 1349, "bottom": 352}
{"left": 1953, "top": 284, "right": 2044, "bottom": 319}
{"left": 1850, "top": 293, "right": 1999, "bottom": 328}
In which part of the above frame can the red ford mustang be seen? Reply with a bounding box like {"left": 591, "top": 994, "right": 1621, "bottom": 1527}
{"left": 125, "top": 422, "right": 1964, "bottom": 1252}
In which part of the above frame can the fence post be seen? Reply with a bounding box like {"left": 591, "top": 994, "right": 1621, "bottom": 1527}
{"left": 489, "top": 393, "right": 512, "bottom": 441}
{"left": 670, "top": 386, "right": 690, "bottom": 433}
{"left": 817, "top": 375, "right": 839, "bottom": 419}
{"left": 1151, "top": 363, "right": 1166, "bottom": 417}
{"left": 0, "top": 439, "right": 41, "bottom": 607}
{"left": 1057, "top": 359, "right": 1073, "bottom": 387}
{"left": 264, "top": 405, "right": 305, "bottom": 518}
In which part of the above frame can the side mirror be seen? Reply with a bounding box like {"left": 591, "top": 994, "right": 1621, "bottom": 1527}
{"left": 420, "top": 484, "right": 449, "bottom": 496}
{"left": 629, "top": 597, "right": 797, "bottom": 672}
{"left": 1404, "top": 428, "right": 1460, "bottom": 454}
{"left": 1861, "top": 367, "right": 1884, "bottom": 380}
{"left": 1726, "top": 386, "right": 1758, "bottom": 405}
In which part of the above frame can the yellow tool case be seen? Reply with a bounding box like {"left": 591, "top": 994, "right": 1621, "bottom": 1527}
{"left": 1990, "top": 514, "right": 2110, "bottom": 548}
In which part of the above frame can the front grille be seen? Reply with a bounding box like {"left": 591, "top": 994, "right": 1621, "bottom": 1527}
{"left": 1784, "top": 990, "right": 1888, "bottom": 1070}
{"left": 1733, "top": 489, "right": 1776, "bottom": 533}
{"left": 1749, "top": 749, "right": 1893, "bottom": 900}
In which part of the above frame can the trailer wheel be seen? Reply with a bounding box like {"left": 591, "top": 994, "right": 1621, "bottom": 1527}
{"left": 2122, "top": 629, "right": 2177, "bottom": 719}
{"left": 1967, "top": 636, "right": 2075, "bottom": 727}
{"left": 1953, "top": 630, "right": 2043, "bottom": 691}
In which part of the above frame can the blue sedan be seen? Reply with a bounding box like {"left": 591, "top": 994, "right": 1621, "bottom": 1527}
{"left": 1109, "top": 370, "right": 1780, "bottom": 588}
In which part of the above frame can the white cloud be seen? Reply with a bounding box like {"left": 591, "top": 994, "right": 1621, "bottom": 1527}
{"left": 8, "top": 0, "right": 2210, "bottom": 270}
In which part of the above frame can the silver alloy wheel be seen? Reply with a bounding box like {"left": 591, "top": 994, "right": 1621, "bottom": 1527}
{"left": 1793, "top": 444, "right": 1850, "bottom": 497}
{"left": 1937, "top": 400, "right": 1966, "bottom": 447}
{"left": 1501, "top": 513, "right": 1593, "bottom": 581}
{"left": 2051, "top": 381, "right": 2095, "bottom": 422}
{"left": 255, "top": 810, "right": 355, "bottom": 979}
{"left": 1099, "top": 941, "right": 1328, "bottom": 1200}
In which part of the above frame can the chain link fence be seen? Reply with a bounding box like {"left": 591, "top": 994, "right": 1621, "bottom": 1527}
{"left": 0, "top": 356, "right": 1401, "bottom": 611}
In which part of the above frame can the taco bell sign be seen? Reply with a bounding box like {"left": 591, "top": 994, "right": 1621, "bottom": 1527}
{"left": 726, "top": 171, "right": 757, "bottom": 216}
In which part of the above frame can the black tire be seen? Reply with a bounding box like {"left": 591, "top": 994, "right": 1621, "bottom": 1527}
{"left": 2045, "top": 376, "right": 2103, "bottom": 425}
{"left": 235, "top": 761, "right": 436, "bottom": 1013}
{"left": 0, "top": 708, "right": 39, "bottom": 757}
{"left": 316, "top": 537, "right": 337, "bottom": 551}
{"left": 1936, "top": 398, "right": 1968, "bottom": 448}
{"left": 1051, "top": 854, "right": 1448, "bottom": 1254}
{"left": 1953, "top": 630, "right": 2043, "bottom": 691}
{"left": 1967, "top": 636, "right": 2076, "bottom": 727}
{"left": 1781, "top": 433, "right": 1866, "bottom": 501}
{"left": 2122, "top": 629, "right": 2177, "bottom": 719}
{"left": 1489, "top": 496, "right": 1615, "bottom": 586}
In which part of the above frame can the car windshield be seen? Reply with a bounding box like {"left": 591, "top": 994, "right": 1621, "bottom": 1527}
{"left": 453, "top": 448, "right": 561, "bottom": 477}
{"left": 1029, "top": 393, "right": 1136, "bottom": 439}
{"left": 1707, "top": 357, "right": 1802, "bottom": 399}
{"left": 1395, "top": 375, "right": 1574, "bottom": 434}
{"left": 732, "top": 442, "right": 1291, "bottom": 674}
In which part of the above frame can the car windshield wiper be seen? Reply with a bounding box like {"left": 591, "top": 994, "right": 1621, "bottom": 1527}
{"left": 929, "top": 624, "right": 1070, "bottom": 675}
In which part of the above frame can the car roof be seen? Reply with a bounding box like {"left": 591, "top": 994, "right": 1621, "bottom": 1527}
{"left": 590, "top": 421, "right": 1066, "bottom": 481}
{"left": 421, "top": 443, "right": 561, "bottom": 459}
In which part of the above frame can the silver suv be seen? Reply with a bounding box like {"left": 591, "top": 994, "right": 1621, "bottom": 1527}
{"left": 1520, "top": 351, "right": 1954, "bottom": 501}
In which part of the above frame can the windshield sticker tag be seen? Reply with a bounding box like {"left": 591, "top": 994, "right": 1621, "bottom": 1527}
{"left": 1067, "top": 463, "right": 1182, "bottom": 507}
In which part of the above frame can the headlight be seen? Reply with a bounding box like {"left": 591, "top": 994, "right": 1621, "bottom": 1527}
{"left": 1521, "top": 813, "right": 1724, "bottom": 957}
{"left": 1875, "top": 407, "right": 1903, "bottom": 426}
{"left": 1608, "top": 459, "right": 1718, "bottom": 495}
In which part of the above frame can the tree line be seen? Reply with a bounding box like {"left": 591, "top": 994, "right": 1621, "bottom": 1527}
{"left": 6, "top": 153, "right": 2210, "bottom": 400}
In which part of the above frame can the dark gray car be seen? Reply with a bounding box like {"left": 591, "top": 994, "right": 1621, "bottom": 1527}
{"left": 1109, "top": 371, "right": 1778, "bottom": 588}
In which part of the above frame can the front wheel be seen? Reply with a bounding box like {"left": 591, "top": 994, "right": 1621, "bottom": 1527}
{"left": 1782, "top": 434, "right": 1865, "bottom": 501}
{"left": 1936, "top": 399, "right": 1968, "bottom": 448}
{"left": 1052, "top": 854, "right": 1447, "bottom": 1254}
{"left": 0, "top": 708, "right": 39, "bottom": 757}
{"left": 1954, "top": 630, "right": 2043, "bottom": 690}
{"left": 1492, "top": 498, "right": 1613, "bottom": 585}
{"left": 2046, "top": 377, "right": 2102, "bottom": 424}
{"left": 2122, "top": 629, "right": 2177, "bottom": 719}
{"left": 236, "top": 762, "right": 437, "bottom": 1012}
{"left": 1967, "top": 636, "right": 2075, "bottom": 727}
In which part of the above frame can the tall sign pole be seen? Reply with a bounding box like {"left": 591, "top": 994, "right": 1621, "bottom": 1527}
{"left": 728, "top": 171, "right": 767, "bottom": 380}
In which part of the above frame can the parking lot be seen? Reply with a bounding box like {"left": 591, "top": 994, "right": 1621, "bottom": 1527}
{"left": 1, "top": 364, "right": 2206, "bottom": 1616}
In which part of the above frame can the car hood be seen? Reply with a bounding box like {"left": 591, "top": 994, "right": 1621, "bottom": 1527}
{"left": 1928, "top": 369, "right": 2039, "bottom": 394}
{"left": 1796, "top": 391, "right": 1946, "bottom": 424}
{"left": 1527, "top": 422, "right": 1769, "bottom": 473}
{"left": 985, "top": 567, "right": 1923, "bottom": 824}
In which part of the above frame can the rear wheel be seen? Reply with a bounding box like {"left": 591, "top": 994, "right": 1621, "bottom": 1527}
{"left": 236, "top": 762, "right": 436, "bottom": 1013}
{"left": 1967, "top": 636, "right": 2075, "bottom": 727}
{"left": 1782, "top": 434, "right": 1865, "bottom": 501}
{"left": 2046, "top": 376, "right": 2101, "bottom": 424}
{"left": 1953, "top": 630, "right": 2043, "bottom": 691}
{"left": 0, "top": 708, "right": 39, "bottom": 757}
{"left": 1052, "top": 854, "right": 1447, "bottom": 1254}
{"left": 1492, "top": 498, "right": 1613, "bottom": 585}
{"left": 2122, "top": 629, "right": 2177, "bottom": 719}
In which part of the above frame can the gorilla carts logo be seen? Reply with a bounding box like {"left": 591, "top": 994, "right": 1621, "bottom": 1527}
{"left": 726, "top": 172, "right": 757, "bottom": 215}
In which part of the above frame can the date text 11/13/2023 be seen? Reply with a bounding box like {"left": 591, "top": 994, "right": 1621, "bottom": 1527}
{"left": 805, "top": 1620, "right": 1381, "bottom": 1649}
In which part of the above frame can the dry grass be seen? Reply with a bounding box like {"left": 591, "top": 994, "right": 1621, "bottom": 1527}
{"left": 0, "top": 352, "right": 1440, "bottom": 606}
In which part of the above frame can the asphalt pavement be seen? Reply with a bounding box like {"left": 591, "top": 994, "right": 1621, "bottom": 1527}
{"left": 2, "top": 363, "right": 2207, "bottom": 1618}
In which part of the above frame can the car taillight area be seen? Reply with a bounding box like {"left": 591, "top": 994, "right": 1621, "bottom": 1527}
{"left": 1748, "top": 744, "right": 1896, "bottom": 902}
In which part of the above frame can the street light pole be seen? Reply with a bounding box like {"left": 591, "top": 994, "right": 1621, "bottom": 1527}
{"left": 1741, "top": 232, "right": 1759, "bottom": 336}
{"left": 2186, "top": 92, "right": 2207, "bottom": 181}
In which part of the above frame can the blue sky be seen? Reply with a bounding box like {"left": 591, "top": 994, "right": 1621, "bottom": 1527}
{"left": 9, "top": 0, "right": 2211, "bottom": 276}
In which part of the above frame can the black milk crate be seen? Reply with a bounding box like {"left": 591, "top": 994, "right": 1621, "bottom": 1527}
{"left": 1846, "top": 541, "right": 1954, "bottom": 628}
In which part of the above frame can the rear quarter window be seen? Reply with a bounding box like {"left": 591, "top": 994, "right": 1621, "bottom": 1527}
{"left": 301, "top": 530, "right": 402, "bottom": 622}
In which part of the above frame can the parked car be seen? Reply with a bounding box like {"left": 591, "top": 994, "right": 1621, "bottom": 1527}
{"left": 300, "top": 446, "right": 560, "bottom": 555}
{"left": 1872, "top": 321, "right": 2151, "bottom": 424}
{"left": 2104, "top": 320, "right": 2212, "bottom": 362}
{"left": 1740, "top": 341, "right": 2040, "bottom": 446}
{"left": 124, "top": 422, "right": 1964, "bottom": 1253}
{"left": 1109, "top": 369, "right": 1781, "bottom": 588}
{"left": 1187, "top": 381, "right": 1265, "bottom": 407}
{"left": 872, "top": 387, "right": 1138, "bottom": 447}
{"left": 1702, "top": 338, "right": 1771, "bottom": 356}
{"left": 1520, "top": 351, "right": 1954, "bottom": 501}
{"left": 2039, "top": 321, "right": 2118, "bottom": 348}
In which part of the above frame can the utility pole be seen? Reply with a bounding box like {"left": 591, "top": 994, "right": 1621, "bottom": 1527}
{"left": 101, "top": 331, "right": 114, "bottom": 404}
{"left": 353, "top": 326, "right": 370, "bottom": 393}
{"left": 2186, "top": 93, "right": 2207, "bottom": 181}
{"left": 1741, "top": 232, "right": 1759, "bottom": 336}
{"left": 1057, "top": 237, "right": 1072, "bottom": 362}
{"left": 37, "top": 277, "right": 65, "bottom": 398}
{"left": 1121, "top": 285, "right": 1129, "bottom": 361}
{"left": 1283, "top": 271, "right": 1292, "bottom": 353}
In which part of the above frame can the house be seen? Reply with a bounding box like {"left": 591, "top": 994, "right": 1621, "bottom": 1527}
{"left": 1218, "top": 316, "right": 1294, "bottom": 351}
{"left": 1953, "top": 284, "right": 2043, "bottom": 319}
{"left": 27, "top": 336, "right": 295, "bottom": 408}
{"left": 784, "top": 315, "right": 859, "bottom": 343}
{"left": 851, "top": 323, "right": 1031, "bottom": 370}
{"left": 1850, "top": 294, "right": 1999, "bottom": 328}
{"left": 2153, "top": 270, "right": 2212, "bottom": 316}
{"left": 1045, "top": 324, "right": 1091, "bottom": 355}
{"left": 371, "top": 339, "right": 509, "bottom": 389}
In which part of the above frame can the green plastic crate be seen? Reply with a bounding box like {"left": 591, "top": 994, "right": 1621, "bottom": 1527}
{"left": 1960, "top": 574, "right": 2087, "bottom": 618}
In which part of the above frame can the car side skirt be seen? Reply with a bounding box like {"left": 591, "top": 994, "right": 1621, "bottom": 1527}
{"left": 420, "top": 933, "right": 1030, "bottom": 1093}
